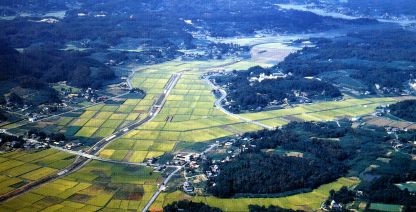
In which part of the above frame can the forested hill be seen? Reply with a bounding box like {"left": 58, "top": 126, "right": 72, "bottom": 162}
{"left": 207, "top": 121, "right": 392, "bottom": 198}
{"left": 0, "top": 0, "right": 378, "bottom": 48}
{"left": 278, "top": 29, "right": 416, "bottom": 94}
{"left": 389, "top": 100, "right": 416, "bottom": 122}
{"left": 0, "top": 43, "right": 115, "bottom": 89}
{"left": 213, "top": 66, "right": 342, "bottom": 113}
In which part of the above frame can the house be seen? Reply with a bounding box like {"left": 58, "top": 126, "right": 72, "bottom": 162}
{"left": 189, "top": 161, "right": 200, "bottom": 169}
{"left": 174, "top": 153, "right": 192, "bottom": 162}
{"left": 183, "top": 182, "right": 194, "bottom": 193}
{"left": 330, "top": 200, "right": 342, "bottom": 211}
{"left": 224, "top": 142, "right": 233, "bottom": 147}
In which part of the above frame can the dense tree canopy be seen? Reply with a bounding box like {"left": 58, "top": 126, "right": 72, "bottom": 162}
{"left": 214, "top": 66, "right": 341, "bottom": 113}
{"left": 164, "top": 200, "right": 222, "bottom": 212}
{"left": 389, "top": 100, "right": 416, "bottom": 122}
{"left": 279, "top": 29, "right": 416, "bottom": 92}
{"left": 207, "top": 121, "right": 393, "bottom": 198}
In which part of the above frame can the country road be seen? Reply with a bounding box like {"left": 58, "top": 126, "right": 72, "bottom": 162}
{"left": 203, "top": 76, "right": 274, "bottom": 130}
{"left": 141, "top": 143, "right": 219, "bottom": 212}
{"left": 142, "top": 166, "right": 183, "bottom": 212}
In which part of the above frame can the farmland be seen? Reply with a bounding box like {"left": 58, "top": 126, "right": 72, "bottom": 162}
{"left": 100, "top": 71, "right": 264, "bottom": 163}
{"left": 156, "top": 177, "right": 359, "bottom": 211}
{"left": 3, "top": 58, "right": 405, "bottom": 205}
{"left": 0, "top": 41, "right": 412, "bottom": 211}
{"left": 0, "top": 161, "right": 161, "bottom": 211}
{"left": 240, "top": 97, "right": 399, "bottom": 127}
{"left": 0, "top": 149, "right": 75, "bottom": 197}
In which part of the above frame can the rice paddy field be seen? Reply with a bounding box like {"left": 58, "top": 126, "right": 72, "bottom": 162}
{"left": 1, "top": 54, "right": 413, "bottom": 211}
{"left": 155, "top": 177, "right": 359, "bottom": 211}
{"left": 100, "top": 72, "right": 263, "bottom": 163}
{"left": 0, "top": 149, "right": 75, "bottom": 197}
{"left": 240, "top": 97, "right": 399, "bottom": 128}
{"left": 0, "top": 161, "right": 161, "bottom": 211}
{"left": 13, "top": 59, "right": 403, "bottom": 167}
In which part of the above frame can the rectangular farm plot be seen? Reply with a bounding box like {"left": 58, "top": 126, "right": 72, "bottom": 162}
{"left": 117, "top": 105, "right": 135, "bottom": 113}
{"left": 149, "top": 142, "right": 176, "bottom": 152}
{"left": 145, "top": 151, "right": 164, "bottom": 159}
{"left": 126, "top": 113, "right": 141, "bottom": 121}
{"left": 128, "top": 151, "right": 148, "bottom": 163}
{"left": 132, "top": 140, "right": 154, "bottom": 151}
{"left": 70, "top": 118, "right": 90, "bottom": 127}
{"left": 132, "top": 130, "right": 160, "bottom": 140}
{"left": 0, "top": 161, "right": 28, "bottom": 173}
{"left": 93, "top": 128, "right": 115, "bottom": 138}
{"left": 21, "top": 167, "right": 57, "bottom": 181}
{"left": 110, "top": 150, "right": 129, "bottom": 161}
{"left": 157, "top": 131, "right": 181, "bottom": 141}
{"left": 57, "top": 117, "right": 74, "bottom": 126}
{"left": 106, "top": 139, "right": 135, "bottom": 150}
{"left": 94, "top": 111, "right": 113, "bottom": 119}
{"left": 101, "top": 105, "right": 120, "bottom": 112}
{"left": 109, "top": 113, "right": 129, "bottom": 120}
{"left": 85, "top": 104, "right": 104, "bottom": 111}
{"left": 75, "top": 127, "right": 99, "bottom": 137}
{"left": 123, "top": 99, "right": 141, "bottom": 105}
{"left": 99, "top": 149, "right": 115, "bottom": 159}
{"left": 101, "top": 119, "right": 124, "bottom": 129}
{"left": 79, "top": 111, "right": 97, "bottom": 119}
{"left": 3, "top": 163, "right": 40, "bottom": 177}
{"left": 84, "top": 118, "right": 106, "bottom": 127}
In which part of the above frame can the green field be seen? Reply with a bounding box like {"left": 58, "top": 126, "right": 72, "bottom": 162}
{"left": 2, "top": 56, "right": 411, "bottom": 212}
{"left": 0, "top": 161, "right": 161, "bottom": 211}
{"left": 369, "top": 203, "right": 403, "bottom": 212}
{"left": 0, "top": 149, "right": 75, "bottom": 196}
{"left": 158, "top": 177, "right": 359, "bottom": 211}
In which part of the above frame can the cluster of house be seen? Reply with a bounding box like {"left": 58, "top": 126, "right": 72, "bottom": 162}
{"left": 72, "top": 88, "right": 99, "bottom": 103}
{"left": 373, "top": 105, "right": 391, "bottom": 117}
{"left": 77, "top": 12, "right": 107, "bottom": 18}
{"left": 23, "top": 139, "right": 49, "bottom": 150}
{"left": 248, "top": 72, "right": 288, "bottom": 83}
{"left": 63, "top": 142, "right": 83, "bottom": 150}
{"left": 321, "top": 200, "right": 343, "bottom": 211}
{"left": 28, "top": 114, "right": 46, "bottom": 122}
{"left": 170, "top": 152, "right": 201, "bottom": 166}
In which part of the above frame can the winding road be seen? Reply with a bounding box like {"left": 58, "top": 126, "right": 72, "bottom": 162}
{"left": 203, "top": 76, "right": 274, "bottom": 130}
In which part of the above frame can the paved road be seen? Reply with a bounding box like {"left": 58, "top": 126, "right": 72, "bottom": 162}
{"left": 204, "top": 76, "right": 274, "bottom": 130}
{"left": 0, "top": 72, "right": 182, "bottom": 202}
{"left": 141, "top": 143, "right": 219, "bottom": 211}
{"left": 142, "top": 166, "right": 183, "bottom": 212}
